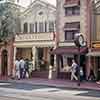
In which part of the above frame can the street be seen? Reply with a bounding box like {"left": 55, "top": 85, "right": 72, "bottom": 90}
{"left": 0, "top": 81, "right": 99, "bottom": 100}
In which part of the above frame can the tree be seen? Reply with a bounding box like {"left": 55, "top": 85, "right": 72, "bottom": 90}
{"left": 0, "top": 2, "right": 20, "bottom": 42}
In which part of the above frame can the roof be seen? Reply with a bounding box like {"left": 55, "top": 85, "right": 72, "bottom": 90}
{"left": 22, "top": 0, "right": 56, "bottom": 15}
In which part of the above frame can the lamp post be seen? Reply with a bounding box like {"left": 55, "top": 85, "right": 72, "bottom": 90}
{"left": 74, "top": 33, "right": 86, "bottom": 86}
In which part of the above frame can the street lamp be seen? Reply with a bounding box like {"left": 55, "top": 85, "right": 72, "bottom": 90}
{"left": 74, "top": 33, "right": 86, "bottom": 86}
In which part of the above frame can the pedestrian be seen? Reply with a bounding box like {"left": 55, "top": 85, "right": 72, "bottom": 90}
{"left": 88, "top": 67, "right": 95, "bottom": 81}
{"left": 19, "top": 57, "right": 25, "bottom": 79}
{"left": 80, "top": 67, "right": 84, "bottom": 82}
{"left": 24, "top": 58, "right": 29, "bottom": 78}
{"left": 15, "top": 58, "right": 20, "bottom": 80}
{"left": 71, "top": 59, "right": 78, "bottom": 81}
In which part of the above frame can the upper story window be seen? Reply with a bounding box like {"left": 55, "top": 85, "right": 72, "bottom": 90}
{"left": 39, "top": 22, "right": 44, "bottom": 33}
{"left": 23, "top": 22, "right": 28, "bottom": 33}
{"left": 65, "top": 6, "right": 80, "bottom": 16}
{"left": 30, "top": 23, "right": 34, "bottom": 33}
{"left": 35, "top": 22, "right": 37, "bottom": 33}
{"left": 65, "top": 30, "right": 79, "bottom": 40}
{"left": 45, "top": 21, "right": 47, "bottom": 32}
{"left": 49, "top": 21, "right": 54, "bottom": 32}
{"left": 64, "top": 22, "right": 80, "bottom": 41}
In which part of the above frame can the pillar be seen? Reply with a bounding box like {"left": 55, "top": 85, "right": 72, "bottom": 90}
{"left": 32, "top": 46, "right": 36, "bottom": 70}
{"left": 86, "top": 56, "right": 91, "bottom": 80}
{"left": 12, "top": 46, "right": 17, "bottom": 77}
{"left": 48, "top": 55, "right": 57, "bottom": 79}
{"left": 0, "top": 50, "right": 1, "bottom": 76}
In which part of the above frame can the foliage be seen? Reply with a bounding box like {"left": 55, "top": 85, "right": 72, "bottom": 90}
{"left": 0, "top": 2, "right": 19, "bottom": 42}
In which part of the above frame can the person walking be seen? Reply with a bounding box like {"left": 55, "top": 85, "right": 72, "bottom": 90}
{"left": 19, "top": 58, "right": 25, "bottom": 79}
{"left": 71, "top": 59, "right": 78, "bottom": 81}
{"left": 15, "top": 58, "right": 20, "bottom": 80}
{"left": 24, "top": 59, "right": 29, "bottom": 78}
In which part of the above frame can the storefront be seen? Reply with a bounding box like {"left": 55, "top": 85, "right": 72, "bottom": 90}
{"left": 87, "top": 49, "right": 100, "bottom": 81}
{"left": 52, "top": 47, "right": 88, "bottom": 80}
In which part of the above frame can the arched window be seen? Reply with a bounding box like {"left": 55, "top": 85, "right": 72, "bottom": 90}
{"left": 49, "top": 21, "right": 54, "bottom": 32}
{"left": 23, "top": 22, "right": 28, "bottom": 33}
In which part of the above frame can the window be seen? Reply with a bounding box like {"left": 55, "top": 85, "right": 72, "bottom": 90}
{"left": 65, "top": 6, "right": 80, "bottom": 16}
{"left": 23, "top": 22, "right": 28, "bottom": 33}
{"left": 39, "top": 22, "right": 44, "bottom": 32}
{"left": 35, "top": 22, "right": 37, "bottom": 33}
{"left": 65, "top": 7, "right": 72, "bottom": 16}
{"left": 45, "top": 21, "right": 47, "bottom": 32}
{"left": 73, "top": 6, "right": 80, "bottom": 15}
{"left": 65, "top": 30, "right": 79, "bottom": 40}
{"left": 30, "top": 23, "right": 34, "bottom": 33}
{"left": 49, "top": 21, "right": 54, "bottom": 32}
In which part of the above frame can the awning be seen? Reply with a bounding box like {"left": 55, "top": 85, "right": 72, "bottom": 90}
{"left": 51, "top": 47, "right": 88, "bottom": 54}
{"left": 64, "top": 22, "right": 80, "bottom": 31}
{"left": 87, "top": 52, "right": 100, "bottom": 56}
{"left": 64, "top": 0, "right": 80, "bottom": 7}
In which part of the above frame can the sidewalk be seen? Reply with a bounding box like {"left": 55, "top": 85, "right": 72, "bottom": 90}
{"left": 8, "top": 78, "right": 100, "bottom": 91}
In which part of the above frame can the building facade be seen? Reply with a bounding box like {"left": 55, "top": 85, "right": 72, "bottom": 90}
{"left": 14, "top": 0, "right": 56, "bottom": 78}
{"left": 87, "top": 0, "right": 100, "bottom": 81}
{"left": 0, "top": 0, "right": 24, "bottom": 78}
{"left": 55, "top": 0, "right": 92, "bottom": 79}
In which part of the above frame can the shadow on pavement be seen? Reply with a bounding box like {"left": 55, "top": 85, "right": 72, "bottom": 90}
{"left": 76, "top": 90, "right": 100, "bottom": 98}
{"left": 0, "top": 82, "right": 52, "bottom": 91}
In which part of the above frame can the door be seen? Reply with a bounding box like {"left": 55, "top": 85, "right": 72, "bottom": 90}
{"left": 1, "top": 50, "right": 8, "bottom": 76}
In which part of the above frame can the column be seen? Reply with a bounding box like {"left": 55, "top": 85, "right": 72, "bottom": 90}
{"left": 48, "top": 55, "right": 57, "bottom": 79}
{"left": 12, "top": 46, "right": 17, "bottom": 77}
{"left": 86, "top": 56, "right": 91, "bottom": 80}
{"left": 0, "top": 51, "right": 1, "bottom": 76}
{"left": 32, "top": 46, "right": 36, "bottom": 70}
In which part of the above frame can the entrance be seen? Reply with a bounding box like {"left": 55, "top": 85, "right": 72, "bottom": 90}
{"left": 1, "top": 50, "right": 8, "bottom": 76}
{"left": 95, "top": 57, "right": 100, "bottom": 80}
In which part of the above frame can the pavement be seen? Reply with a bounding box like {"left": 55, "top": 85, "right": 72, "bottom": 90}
{"left": 3, "top": 78, "right": 100, "bottom": 91}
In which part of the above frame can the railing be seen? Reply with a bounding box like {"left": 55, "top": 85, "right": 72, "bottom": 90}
{"left": 15, "top": 32, "right": 54, "bottom": 42}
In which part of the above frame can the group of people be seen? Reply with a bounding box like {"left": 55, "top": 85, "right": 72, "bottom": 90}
{"left": 14, "top": 58, "right": 29, "bottom": 80}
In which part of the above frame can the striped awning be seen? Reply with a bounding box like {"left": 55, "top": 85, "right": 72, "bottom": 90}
{"left": 64, "top": 22, "right": 80, "bottom": 31}
{"left": 64, "top": 0, "right": 80, "bottom": 7}
{"left": 51, "top": 47, "right": 88, "bottom": 54}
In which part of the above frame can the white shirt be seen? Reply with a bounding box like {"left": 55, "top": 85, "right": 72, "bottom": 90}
{"left": 15, "top": 60, "right": 20, "bottom": 70}
{"left": 71, "top": 62, "right": 77, "bottom": 73}
{"left": 20, "top": 59, "right": 25, "bottom": 69}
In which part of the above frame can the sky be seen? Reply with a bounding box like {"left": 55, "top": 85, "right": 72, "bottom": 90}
{"left": 18, "top": 0, "right": 56, "bottom": 7}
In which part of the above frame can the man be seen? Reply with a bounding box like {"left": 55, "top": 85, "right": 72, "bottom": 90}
{"left": 20, "top": 58, "right": 25, "bottom": 79}
{"left": 15, "top": 58, "right": 20, "bottom": 79}
{"left": 71, "top": 59, "right": 78, "bottom": 81}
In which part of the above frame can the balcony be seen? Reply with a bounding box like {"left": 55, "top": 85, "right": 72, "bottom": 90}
{"left": 15, "top": 32, "right": 54, "bottom": 42}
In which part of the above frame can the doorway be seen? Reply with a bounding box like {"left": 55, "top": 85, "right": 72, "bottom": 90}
{"left": 1, "top": 50, "right": 8, "bottom": 76}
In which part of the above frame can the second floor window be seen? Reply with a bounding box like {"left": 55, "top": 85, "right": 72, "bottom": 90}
{"left": 65, "top": 30, "right": 79, "bottom": 40}
{"left": 30, "top": 23, "right": 34, "bottom": 33}
{"left": 49, "top": 21, "right": 54, "bottom": 32}
{"left": 23, "top": 22, "right": 28, "bottom": 33}
{"left": 39, "top": 22, "right": 44, "bottom": 33}
{"left": 35, "top": 22, "right": 37, "bottom": 33}
{"left": 64, "top": 22, "right": 80, "bottom": 41}
{"left": 65, "top": 6, "right": 80, "bottom": 16}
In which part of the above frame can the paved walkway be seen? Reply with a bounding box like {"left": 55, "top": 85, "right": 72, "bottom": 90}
{"left": 7, "top": 78, "right": 100, "bottom": 91}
